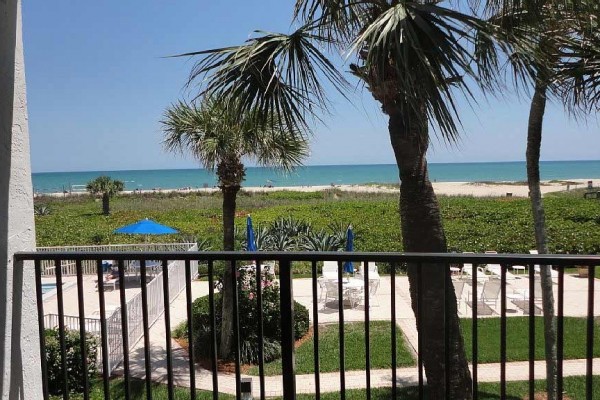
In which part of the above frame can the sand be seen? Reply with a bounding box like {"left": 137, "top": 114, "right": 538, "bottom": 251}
{"left": 37, "top": 178, "right": 598, "bottom": 198}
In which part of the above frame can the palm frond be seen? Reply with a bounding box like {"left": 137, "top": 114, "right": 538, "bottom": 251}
{"left": 174, "top": 25, "right": 349, "bottom": 134}
{"left": 293, "top": 0, "right": 376, "bottom": 44}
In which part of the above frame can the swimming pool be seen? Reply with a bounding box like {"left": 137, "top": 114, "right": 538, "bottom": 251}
{"left": 41, "top": 283, "right": 56, "bottom": 294}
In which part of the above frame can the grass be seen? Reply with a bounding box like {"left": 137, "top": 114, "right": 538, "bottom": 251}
{"left": 246, "top": 321, "right": 415, "bottom": 376}
{"left": 53, "top": 375, "right": 600, "bottom": 399}
{"left": 293, "top": 375, "right": 600, "bottom": 399}
{"left": 461, "top": 317, "right": 600, "bottom": 363}
{"left": 50, "top": 378, "right": 234, "bottom": 399}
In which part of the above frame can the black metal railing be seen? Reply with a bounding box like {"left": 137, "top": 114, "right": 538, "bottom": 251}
{"left": 15, "top": 251, "right": 600, "bottom": 400}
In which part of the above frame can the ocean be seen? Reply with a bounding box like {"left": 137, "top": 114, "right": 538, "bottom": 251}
{"left": 31, "top": 160, "right": 600, "bottom": 194}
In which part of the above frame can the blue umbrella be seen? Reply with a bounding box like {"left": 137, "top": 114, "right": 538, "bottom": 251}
{"left": 114, "top": 218, "right": 178, "bottom": 235}
{"left": 246, "top": 215, "right": 257, "bottom": 251}
{"left": 343, "top": 226, "right": 354, "bottom": 274}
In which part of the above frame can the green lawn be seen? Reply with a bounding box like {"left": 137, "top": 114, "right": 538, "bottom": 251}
{"left": 50, "top": 378, "right": 234, "bottom": 400}
{"left": 247, "top": 317, "right": 596, "bottom": 376}
{"left": 247, "top": 321, "right": 415, "bottom": 376}
{"left": 53, "top": 375, "right": 600, "bottom": 399}
{"left": 461, "top": 317, "right": 600, "bottom": 363}
{"left": 293, "top": 375, "right": 600, "bottom": 399}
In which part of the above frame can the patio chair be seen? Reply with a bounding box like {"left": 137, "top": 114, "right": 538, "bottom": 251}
{"left": 350, "top": 277, "right": 380, "bottom": 308}
{"left": 509, "top": 276, "right": 544, "bottom": 314}
{"left": 95, "top": 267, "right": 119, "bottom": 291}
{"left": 529, "top": 250, "right": 558, "bottom": 278}
{"left": 461, "top": 252, "right": 488, "bottom": 285}
{"left": 466, "top": 280, "right": 501, "bottom": 315}
{"left": 452, "top": 279, "right": 465, "bottom": 309}
{"left": 356, "top": 262, "right": 380, "bottom": 280}
{"left": 322, "top": 261, "right": 338, "bottom": 280}
{"left": 323, "top": 280, "right": 344, "bottom": 308}
{"left": 483, "top": 251, "right": 517, "bottom": 281}
{"left": 317, "top": 277, "right": 328, "bottom": 302}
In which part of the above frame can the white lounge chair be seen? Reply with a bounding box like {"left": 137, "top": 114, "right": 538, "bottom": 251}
{"left": 461, "top": 252, "right": 488, "bottom": 284}
{"left": 452, "top": 279, "right": 465, "bottom": 310}
{"left": 484, "top": 251, "right": 517, "bottom": 280}
{"left": 529, "top": 250, "right": 558, "bottom": 278}
{"left": 322, "top": 261, "right": 339, "bottom": 280}
{"left": 467, "top": 280, "right": 501, "bottom": 314}
{"left": 509, "top": 276, "right": 544, "bottom": 314}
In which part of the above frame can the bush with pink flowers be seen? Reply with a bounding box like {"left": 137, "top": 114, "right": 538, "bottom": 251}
{"left": 174, "top": 267, "right": 309, "bottom": 364}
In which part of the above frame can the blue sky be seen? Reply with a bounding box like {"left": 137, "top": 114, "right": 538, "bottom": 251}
{"left": 23, "top": 1, "right": 599, "bottom": 173}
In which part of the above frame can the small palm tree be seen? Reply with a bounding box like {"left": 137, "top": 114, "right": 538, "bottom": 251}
{"left": 161, "top": 96, "right": 308, "bottom": 359}
{"left": 86, "top": 176, "right": 124, "bottom": 216}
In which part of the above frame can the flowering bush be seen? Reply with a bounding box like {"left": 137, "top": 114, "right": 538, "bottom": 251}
{"left": 178, "top": 267, "right": 309, "bottom": 364}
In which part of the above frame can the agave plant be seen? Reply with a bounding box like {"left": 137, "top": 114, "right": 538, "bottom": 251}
{"left": 270, "top": 216, "right": 311, "bottom": 237}
{"left": 266, "top": 230, "right": 297, "bottom": 251}
{"left": 196, "top": 238, "right": 212, "bottom": 251}
{"left": 300, "top": 229, "right": 343, "bottom": 252}
{"left": 34, "top": 204, "right": 51, "bottom": 216}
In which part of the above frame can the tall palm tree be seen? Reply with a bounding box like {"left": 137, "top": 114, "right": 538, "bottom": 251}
{"left": 86, "top": 176, "right": 124, "bottom": 216}
{"left": 174, "top": 2, "right": 527, "bottom": 397}
{"left": 484, "top": 3, "right": 598, "bottom": 397}
{"left": 161, "top": 96, "right": 308, "bottom": 359}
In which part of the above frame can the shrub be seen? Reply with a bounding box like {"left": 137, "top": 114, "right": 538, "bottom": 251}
{"left": 176, "top": 269, "right": 309, "bottom": 365}
{"left": 45, "top": 328, "right": 99, "bottom": 395}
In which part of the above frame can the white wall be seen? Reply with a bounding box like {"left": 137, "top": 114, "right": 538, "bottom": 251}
{"left": 0, "top": 0, "right": 43, "bottom": 398}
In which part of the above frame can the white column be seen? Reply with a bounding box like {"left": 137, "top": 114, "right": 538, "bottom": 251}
{"left": 0, "top": 0, "right": 43, "bottom": 398}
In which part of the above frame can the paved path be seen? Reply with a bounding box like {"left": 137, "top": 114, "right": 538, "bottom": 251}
{"left": 125, "top": 343, "right": 600, "bottom": 397}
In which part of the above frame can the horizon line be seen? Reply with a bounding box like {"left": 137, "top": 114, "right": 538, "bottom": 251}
{"left": 31, "top": 159, "right": 600, "bottom": 175}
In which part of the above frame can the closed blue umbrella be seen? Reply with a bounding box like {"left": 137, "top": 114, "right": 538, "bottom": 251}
{"left": 343, "top": 226, "right": 354, "bottom": 274}
{"left": 246, "top": 215, "right": 257, "bottom": 251}
{"left": 114, "top": 218, "right": 178, "bottom": 235}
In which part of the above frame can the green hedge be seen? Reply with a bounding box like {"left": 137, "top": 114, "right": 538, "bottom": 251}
{"left": 45, "top": 328, "right": 99, "bottom": 396}
{"left": 35, "top": 192, "right": 600, "bottom": 255}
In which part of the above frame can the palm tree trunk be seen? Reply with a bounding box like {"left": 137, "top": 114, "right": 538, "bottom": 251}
{"left": 219, "top": 185, "right": 239, "bottom": 359}
{"left": 102, "top": 193, "right": 110, "bottom": 215}
{"left": 388, "top": 109, "right": 472, "bottom": 399}
{"left": 527, "top": 78, "right": 557, "bottom": 400}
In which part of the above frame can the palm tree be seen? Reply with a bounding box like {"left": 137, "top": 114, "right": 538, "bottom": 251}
{"left": 484, "top": 3, "right": 598, "bottom": 397}
{"left": 161, "top": 96, "right": 308, "bottom": 359}
{"left": 174, "top": 2, "right": 527, "bottom": 397}
{"left": 86, "top": 176, "right": 124, "bottom": 215}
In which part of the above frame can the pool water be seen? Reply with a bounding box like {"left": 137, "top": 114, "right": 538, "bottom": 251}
{"left": 41, "top": 283, "right": 56, "bottom": 294}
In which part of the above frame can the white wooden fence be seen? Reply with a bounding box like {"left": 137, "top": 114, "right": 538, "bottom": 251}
{"left": 42, "top": 242, "right": 199, "bottom": 374}
{"left": 37, "top": 243, "right": 197, "bottom": 276}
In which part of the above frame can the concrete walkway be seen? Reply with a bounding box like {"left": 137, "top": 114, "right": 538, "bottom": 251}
{"left": 125, "top": 344, "right": 600, "bottom": 397}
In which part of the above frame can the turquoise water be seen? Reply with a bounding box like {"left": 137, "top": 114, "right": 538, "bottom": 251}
{"left": 32, "top": 160, "right": 600, "bottom": 194}
{"left": 41, "top": 283, "right": 56, "bottom": 294}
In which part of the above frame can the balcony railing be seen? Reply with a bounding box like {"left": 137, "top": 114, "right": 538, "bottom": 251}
{"left": 14, "top": 250, "right": 600, "bottom": 400}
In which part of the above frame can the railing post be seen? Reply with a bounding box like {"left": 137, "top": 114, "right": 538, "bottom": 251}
{"left": 279, "top": 259, "right": 296, "bottom": 399}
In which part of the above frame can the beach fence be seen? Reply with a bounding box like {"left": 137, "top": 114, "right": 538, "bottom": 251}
{"left": 41, "top": 242, "right": 199, "bottom": 374}
{"left": 37, "top": 242, "right": 197, "bottom": 276}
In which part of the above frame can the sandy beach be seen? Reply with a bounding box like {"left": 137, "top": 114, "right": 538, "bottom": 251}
{"left": 37, "top": 178, "right": 597, "bottom": 198}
